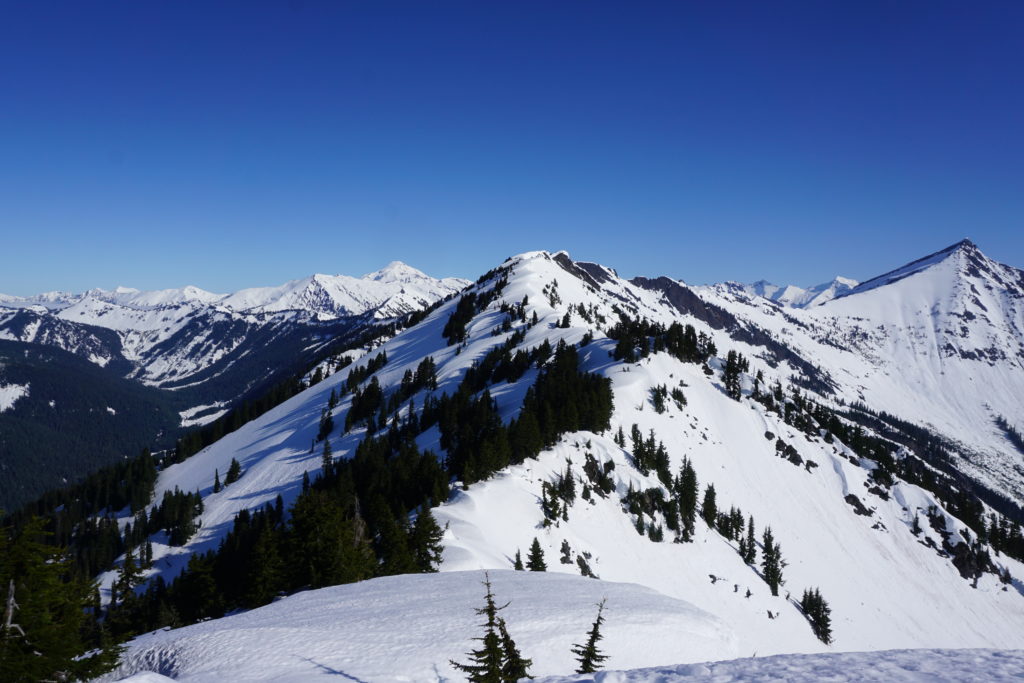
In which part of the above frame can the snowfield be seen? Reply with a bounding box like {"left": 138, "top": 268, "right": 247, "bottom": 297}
{"left": 100, "top": 571, "right": 733, "bottom": 682}
{"left": 541, "top": 649, "right": 1024, "bottom": 682}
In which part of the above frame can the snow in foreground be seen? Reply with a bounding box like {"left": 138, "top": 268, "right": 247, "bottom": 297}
{"left": 111, "top": 647, "right": 1024, "bottom": 683}
{"left": 100, "top": 570, "right": 733, "bottom": 682}
{"left": 540, "top": 648, "right": 1024, "bottom": 682}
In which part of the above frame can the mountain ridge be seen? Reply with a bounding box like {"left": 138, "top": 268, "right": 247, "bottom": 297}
{"left": 10, "top": 241, "right": 1024, "bottom": 679}
{"left": 84, "top": 244, "right": 1024, "bottom": 678}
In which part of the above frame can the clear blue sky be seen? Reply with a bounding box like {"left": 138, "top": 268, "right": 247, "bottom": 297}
{"left": 2, "top": 1, "right": 1022, "bottom": 295}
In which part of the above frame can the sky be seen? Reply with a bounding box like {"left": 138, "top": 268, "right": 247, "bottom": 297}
{"left": 1, "top": 1, "right": 1022, "bottom": 295}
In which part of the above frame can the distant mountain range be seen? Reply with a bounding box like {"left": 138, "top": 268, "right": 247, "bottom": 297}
{"left": 0, "top": 262, "right": 468, "bottom": 509}
{"left": 714, "top": 275, "right": 859, "bottom": 308}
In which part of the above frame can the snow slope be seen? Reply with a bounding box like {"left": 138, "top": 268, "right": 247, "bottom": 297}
{"left": 698, "top": 239, "right": 1024, "bottom": 505}
{"left": 541, "top": 649, "right": 1024, "bottom": 682}
{"left": 106, "top": 247, "right": 1024, "bottom": 677}
{"left": 101, "top": 571, "right": 732, "bottom": 682}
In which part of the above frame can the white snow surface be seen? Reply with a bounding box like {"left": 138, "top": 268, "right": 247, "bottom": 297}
{"left": 541, "top": 649, "right": 1024, "bottom": 682}
{"left": 0, "top": 381, "right": 29, "bottom": 412}
{"left": 102, "top": 571, "right": 732, "bottom": 682}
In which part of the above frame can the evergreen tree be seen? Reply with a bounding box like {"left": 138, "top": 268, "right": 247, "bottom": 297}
{"left": 409, "top": 507, "right": 446, "bottom": 572}
{"left": 571, "top": 598, "right": 609, "bottom": 674}
{"left": 225, "top": 457, "right": 243, "bottom": 485}
{"left": 761, "top": 527, "right": 784, "bottom": 596}
{"left": 513, "top": 549, "right": 524, "bottom": 571}
{"left": 450, "top": 574, "right": 507, "bottom": 682}
{"left": 376, "top": 508, "right": 417, "bottom": 576}
{"left": 526, "top": 537, "right": 547, "bottom": 572}
{"left": 498, "top": 617, "right": 533, "bottom": 682}
{"left": 723, "top": 350, "right": 744, "bottom": 400}
{"left": 0, "top": 517, "right": 118, "bottom": 681}
{"left": 321, "top": 439, "right": 334, "bottom": 479}
{"left": 701, "top": 484, "right": 717, "bottom": 529}
{"left": 243, "top": 526, "right": 285, "bottom": 608}
{"left": 289, "top": 489, "right": 372, "bottom": 588}
{"left": 800, "top": 587, "right": 833, "bottom": 644}
{"left": 113, "top": 545, "right": 144, "bottom": 607}
{"left": 213, "top": 469, "right": 222, "bottom": 493}
{"left": 678, "top": 459, "right": 699, "bottom": 542}
{"left": 740, "top": 515, "right": 757, "bottom": 565}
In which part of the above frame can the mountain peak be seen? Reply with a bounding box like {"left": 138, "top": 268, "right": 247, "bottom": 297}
{"left": 835, "top": 239, "right": 990, "bottom": 300}
{"left": 363, "top": 261, "right": 429, "bottom": 283}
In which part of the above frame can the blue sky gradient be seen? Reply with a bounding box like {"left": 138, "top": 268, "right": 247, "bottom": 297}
{"left": 1, "top": 1, "right": 1022, "bottom": 294}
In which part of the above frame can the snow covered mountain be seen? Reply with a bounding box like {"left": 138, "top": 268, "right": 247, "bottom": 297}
{"left": 0, "top": 263, "right": 467, "bottom": 510}
{"left": 0, "top": 261, "right": 467, "bottom": 320}
{"left": 722, "top": 275, "right": 859, "bottom": 308}
{"left": 699, "top": 238, "right": 1024, "bottom": 509}
{"left": 98, "top": 242, "right": 1024, "bottom": 680}
{"left": 0, "top": 262, "right": 468, "bottom": 393}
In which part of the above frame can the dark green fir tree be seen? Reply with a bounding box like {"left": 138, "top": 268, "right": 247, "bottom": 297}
{"left": 571, "top": 598, "right": 609, "bottom": 674}
{"left": 526, "top": 537, "right": 547, "bottom": 572}
{"left": 800, "top": 587, "right": 833, "bottom": 644}
{"left": 225, "top": 457, "right": 242, "bottom": 485}
{"left": 450, "top": 573, "right": 507, "bottom": 682}
{"left": 761, "top": 527, "right": 784, "bottom": 596}
{"left": 498, "top": 617, "right": 533, "bottom": 681}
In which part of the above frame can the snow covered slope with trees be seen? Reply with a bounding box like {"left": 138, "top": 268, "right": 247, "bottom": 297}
{"left": 75, "top": 245, "right": 1024, "bottom": 682}
{"left": 698, "top": 239, "right": 1024, "bottom": 510}
{"left": 100, "top": 570, "right": 732, "bottom": 682}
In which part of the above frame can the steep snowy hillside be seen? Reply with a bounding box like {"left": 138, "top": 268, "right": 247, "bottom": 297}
{"left": 96, "top": 247, "right": 1024, "bottom": 678}
{"left": 699, "top": 239, "right": 1024, "bottom": 509}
